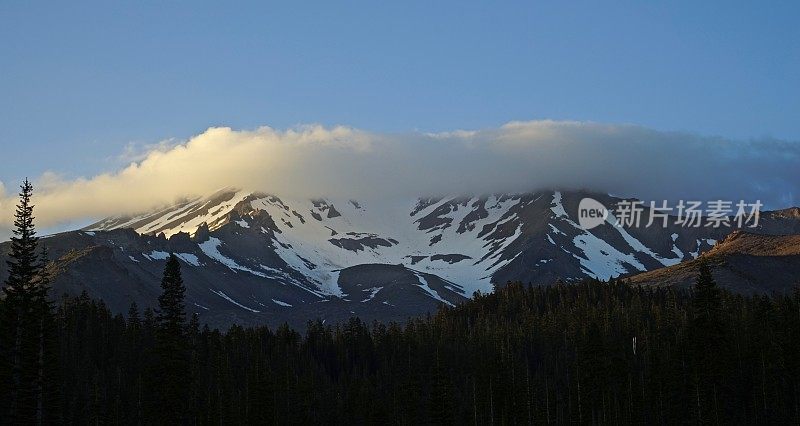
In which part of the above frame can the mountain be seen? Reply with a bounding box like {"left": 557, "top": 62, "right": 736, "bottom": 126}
{"left": 2, "top": 189, "right": 798, "bottom": 328}
{"left": 629, "top": 230, "right": 800, "bottom": 294}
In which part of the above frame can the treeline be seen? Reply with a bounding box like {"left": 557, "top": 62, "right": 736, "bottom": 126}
{"left": 2, "top": 182, "right": 800, "bottom": 424}
{"left": 43, "top": 272, "right": 798, "bottom": 425}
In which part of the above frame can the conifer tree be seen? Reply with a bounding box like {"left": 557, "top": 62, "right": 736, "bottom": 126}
{"left": 149, "top": 254, "right": 190, "bottom": 423}
{"left": 693, "top": 260, "right": 722, "bottom": 324}
{"left": 690, "top": 259, "right": 726, "bottom": 423}
{"left": 157, "top": 254, "right": 187, "bottom": 336}
{"left": 1, "top": 179, "right": 56, "bottom": 423}
{"left": 4, "top": 273, "right": 798, "bottom": 423}
{"left": 3, "top": 179, "right": 39, "bottom": 303}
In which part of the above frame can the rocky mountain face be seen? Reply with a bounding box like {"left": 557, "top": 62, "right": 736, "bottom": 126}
{"left": 1, "top": 189, "right": 798, "bottom": 328}
{"left": 629, "top": 231, "right": 800, "bottom": 294}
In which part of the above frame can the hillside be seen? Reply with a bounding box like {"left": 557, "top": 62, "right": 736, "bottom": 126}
{"left": 629, "top": 231, "right": 800, "bottom": 294}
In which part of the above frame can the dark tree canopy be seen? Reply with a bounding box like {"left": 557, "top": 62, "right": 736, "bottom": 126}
{"left": 38, "top": 278, "right": 800, "bottom": 424}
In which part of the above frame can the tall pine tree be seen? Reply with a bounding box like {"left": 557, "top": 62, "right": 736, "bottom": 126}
{"left": 0, "top": 179, "right": 57, "bottom": 423}
{"left": 148, "top": 253, "right": 190, "bottom": 423}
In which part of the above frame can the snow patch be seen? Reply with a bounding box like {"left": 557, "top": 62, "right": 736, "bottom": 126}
{"left": 210, "top": 289, "right": 261, "bottom": 313}
{"left": 611, "top": 218, "right": 682, "bottom": 267}
{"left": 199, "top": 237, "right": 267, "bottom": 277}
{"left": 671, "top": 244, "right": 684, "bottom": 260}
{"left": 143, "top": 250, "right": 170, "bottom": 261}
{"left": 175, "top": 253, "right": 201, "bottom": 266}
{"left": 548, "top": 224, "right": 567, "bottom": 236}
{"left": 550, "top": 192, "right": 646, "bottom": 278}
{"left": 690, "top": 239, "right": 702, "bottom": 258}
{"left": 550, "top": 191, "right": 568, "bottom": 218}
{"left": 360, "top": 286, "right": 383, "bottom": 303}
{"left": 572, "top": 234, "right": 644, "bottom": 279}
{"left": 411, "top": 270, "right": 454, "bottom": 307}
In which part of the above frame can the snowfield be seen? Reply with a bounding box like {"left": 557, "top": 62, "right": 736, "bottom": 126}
{"left": 88, "top": 189, "right": 716, "bottom": 302}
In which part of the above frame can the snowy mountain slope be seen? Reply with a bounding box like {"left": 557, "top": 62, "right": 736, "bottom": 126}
{"left": 87, "top": 188, "right": 800, "bottom": 291}
{"left": 88, "top": 189, "right": 531, "bottom": 296}
{"left": 3, "top": 188, "right": 795, "bottom": 328}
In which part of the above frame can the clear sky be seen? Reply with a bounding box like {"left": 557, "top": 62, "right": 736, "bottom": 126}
{"left": 1, "top": 0, "right": 798, "bottom": 185}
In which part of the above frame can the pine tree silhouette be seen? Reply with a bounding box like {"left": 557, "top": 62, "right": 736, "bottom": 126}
{"left": 693, "top": 260, "right": 722, "bottom": 324}
{"left": 149, "top": 254, "right": 190, "bottom": 423}
{"left": 0, "top": 179, "right": 57, "bottom": 423}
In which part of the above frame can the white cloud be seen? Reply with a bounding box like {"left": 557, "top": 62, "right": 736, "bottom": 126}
{"left": 0, "top": 120, "right": 797, "bottom": 239}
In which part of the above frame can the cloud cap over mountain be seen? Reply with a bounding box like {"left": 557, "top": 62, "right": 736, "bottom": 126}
{"left": 0, "top": 120, "right": 798, "bottom": 236}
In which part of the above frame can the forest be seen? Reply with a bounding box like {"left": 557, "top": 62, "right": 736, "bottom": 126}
{"left": 2, "top": 182, "right": 799, "bottom": 425}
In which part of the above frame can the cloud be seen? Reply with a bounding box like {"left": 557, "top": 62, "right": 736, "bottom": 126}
{"left": 0, "top": 120, "right": 798, "bottom": 238}
{"left": 113, "top": 138, "right": 182, "bottom": 164}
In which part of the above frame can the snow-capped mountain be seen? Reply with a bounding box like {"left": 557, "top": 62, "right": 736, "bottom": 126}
{"left": 89, "top": 189, "right": 529, "bottom": 297}
{"left": 3, "top": 189, "right": 798, "bottom": 328}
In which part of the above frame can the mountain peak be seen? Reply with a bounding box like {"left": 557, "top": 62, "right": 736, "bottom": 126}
{"left": 21, "top": 189, "right": 800, "bottom": 327}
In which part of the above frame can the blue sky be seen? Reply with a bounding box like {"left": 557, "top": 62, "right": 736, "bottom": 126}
{"left": 1, "top": 0, "right": 798, "bottom": 186}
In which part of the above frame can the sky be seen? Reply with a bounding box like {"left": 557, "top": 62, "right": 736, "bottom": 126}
{"left": 0, "top": 1, "right": 799, "bottom": 234}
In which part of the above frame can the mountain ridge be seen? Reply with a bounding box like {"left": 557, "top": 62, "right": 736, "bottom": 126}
{"left": 2, "top": 188, "right": 798, "bottom": 328}
{"left": 628, "top": 230, "right": 800, "bottom": 294}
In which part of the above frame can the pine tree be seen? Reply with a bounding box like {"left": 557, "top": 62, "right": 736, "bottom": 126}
{"left": 690, "top": 259, "right": 726, "bottom": 423}
{"left": 157, "top": 254, "right": 187, "bottom": 338}
{"left": 693, "top": 260, "right": 722, "bottom": 325}
{"left": 149, "top": 254, "right": 190, "bottom": 423}
{"left": 0, "top": 179, "right": 56, "bottom": 423}
{"left": 3, "top": 179, "right": 39, "bottom": 302}
{"left": 2, "top": 181, "right": 40, "bottom": 411}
